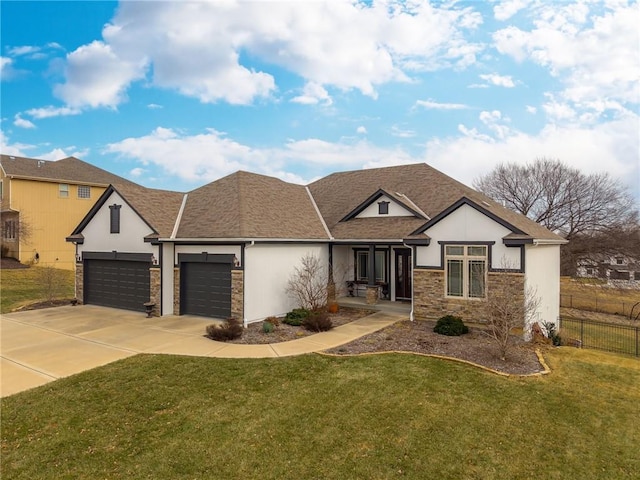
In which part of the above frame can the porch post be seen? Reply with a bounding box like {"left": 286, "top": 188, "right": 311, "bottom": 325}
{"left": 327, "top": 243, "right": 336, "bottom": 302}
{"left": 366, "top": 244, "right": 379, "bottom": 304}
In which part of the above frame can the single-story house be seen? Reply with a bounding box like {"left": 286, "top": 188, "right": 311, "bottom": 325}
{"left": 67, "top": 163, "right": 566, "bottom": 329}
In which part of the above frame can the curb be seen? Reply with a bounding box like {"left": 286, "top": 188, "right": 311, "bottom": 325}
{"left": 318, "top": 347, "right": 552, "bottom": 378}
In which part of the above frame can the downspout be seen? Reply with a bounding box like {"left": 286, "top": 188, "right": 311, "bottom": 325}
{"left": 242, "top": 241, "right": 256, "bottom": 327}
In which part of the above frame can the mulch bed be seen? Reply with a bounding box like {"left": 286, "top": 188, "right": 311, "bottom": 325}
{"left": 225, "top": 307, "right": 547, "bottom": 375}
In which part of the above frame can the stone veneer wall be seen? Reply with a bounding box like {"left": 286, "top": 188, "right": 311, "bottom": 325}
{"left": 231, "top": 269, "right": 244, "bottom": 320}
{"left": 173, "top": 267, "right": 180, "bottom": 315}
{"left": 75, "top": 262, "right": 84, "bottom": 304}
{"left": 149, "top": 267, "right": 161, "bottom": 317}
{"left": 365, "top": 285, "right": 379, "bottom": 305}
{"left": 413, "top": 268, "right": 525, "bottom": 322}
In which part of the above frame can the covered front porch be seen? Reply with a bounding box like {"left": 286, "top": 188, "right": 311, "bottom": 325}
{"left": 329, "top": 242, "right": 413, "bottom": 305}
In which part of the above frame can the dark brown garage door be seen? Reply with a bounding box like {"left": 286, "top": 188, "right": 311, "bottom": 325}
{"left": 84, "top": 259, "right": 150, "bottom": 312}
{"left": 180, "top": 258, "right": 232, "bottom": 319}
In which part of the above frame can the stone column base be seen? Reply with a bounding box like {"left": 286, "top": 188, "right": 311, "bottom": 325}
{"left": 366, "top": 285, "right": 379, "bottom": 305}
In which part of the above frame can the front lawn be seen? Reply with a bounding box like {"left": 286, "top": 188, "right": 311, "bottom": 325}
{"left": 0, "top": 267, "right": 74, "bottom": 313}
{"left": 2, "top": 349, "right": 638, "bottom": 479}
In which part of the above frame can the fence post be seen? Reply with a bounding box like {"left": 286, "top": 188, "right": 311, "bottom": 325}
{"left": 580, "top": 318, "right": 584, "bottom": 346}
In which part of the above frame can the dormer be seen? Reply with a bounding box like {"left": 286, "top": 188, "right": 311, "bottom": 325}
{"left": 340, "top": 189, "right": 428, "bottom": 222}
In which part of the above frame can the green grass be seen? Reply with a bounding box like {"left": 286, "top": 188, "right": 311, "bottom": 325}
{"left": 2, "top": 350, "right": 638, "bottom": 479}
{"left": 560, "top": 316, "right": 638, "bottom": 356}
{"left": 0, "top": 267, "right": 74, "bottom": 313}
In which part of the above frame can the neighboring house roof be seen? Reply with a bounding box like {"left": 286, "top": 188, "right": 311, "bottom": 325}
{"left": 0, "top": 154, "right": 137, "bottom": 187}
{"left": 177, "top": 171, "right": 330, "bottom": 239}
{"left": 308, "top": 163, "right": 564, "bottom": 242}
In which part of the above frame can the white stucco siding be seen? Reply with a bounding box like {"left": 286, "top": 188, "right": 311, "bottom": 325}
{"left": 173, "top": 245, "right": 241, "bottom": 266}
{"left": 78, "top": 191, "right": 155, "bottom": 256}
{"left": 161, "top": 242, "right": 174, "bottom": 316}
{"left": 357, "top": 195, "right": 414, "bottom": 218}
{"left": 415, "top": 204, "right": 520, "bottom": 269}
{"left": 525, "top": 243, "right": 561, "bottom": 326}
{"left": 331, "top": 246, "right": 351, "bottom": 296}
{"left": 244, "top": 243, "right": 328, "bottom": 323}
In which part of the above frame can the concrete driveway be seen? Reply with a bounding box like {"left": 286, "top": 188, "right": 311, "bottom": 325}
{"left": 1, "top": 305, "right": 405, "bottom": 398}
{"left": 1, "top": 305, "right": 220, "bottom": 398}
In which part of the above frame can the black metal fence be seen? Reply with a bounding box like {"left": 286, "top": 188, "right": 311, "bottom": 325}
{"left": 559, "top": 317, "right": 639, "bottom": 357}
{"left": 560, "top": 294, "right": 640, "bottom": 318}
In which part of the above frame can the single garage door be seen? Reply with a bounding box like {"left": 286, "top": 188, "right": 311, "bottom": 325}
{"left": 84, "top": 259, "right": 150, "bottom": 312}
{"left": 181, "top": 260, "right": 232, "bottom": 319}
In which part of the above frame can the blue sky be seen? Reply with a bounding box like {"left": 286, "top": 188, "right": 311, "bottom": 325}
{"left": 1, "top": 0, "right": 638, "bottom": 200}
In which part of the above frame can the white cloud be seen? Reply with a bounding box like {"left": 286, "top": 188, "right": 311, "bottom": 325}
{"left": 356, "top": 126, "right": 367, "bottom": 134}
{"left": 390, "top": 125, "right": 416, "bottom": 138}
{"left": 0, "top": 57, "right": 18, "bottom": 81}
{"left": 14, "top": 115, "right": 36, "bottom": 129}
{"left": 526, "top": 105, "right": 537, "bottom": 114}
{"left": 147, "top": 103, "right": 163, "bottom": 109}
{"left": 7, "top": 45, "right": 40, "bottom": 56}
{"left": 415, "top": 99, "right": 469, "bottom": 110}
{"left": 25, "top": 106, "right": 82, "bottom": 119}
{"left": 493, "top": 1, "right": 639, "bottom": 122}
{"left": 479, "top": 73, "right": 515, "bottom": 87}
{"left": 130, "top": 167, "right": 145, "bottom": 177}
{"left": 53, "top": 1, "right": 483, "bottom": 108}
{"left": 0, "top": 131, "right": 33, "bottom": 156}
{"left": 493, "top": 0, "right": 532, "bottom": 21}
{"left": 54, "top": 40, "right": 147, "bottom": 108}
{"left": 291, "top": 82, "right": 333, "bottom": 106}
{"left": 425, "top": 115, "right": 640, "bottom": 197}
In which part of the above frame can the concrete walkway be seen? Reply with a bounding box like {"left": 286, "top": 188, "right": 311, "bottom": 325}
{"left": 1, "top": 305, "right": 405, "bottom": 398}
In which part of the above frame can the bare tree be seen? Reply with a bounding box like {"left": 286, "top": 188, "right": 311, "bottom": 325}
{"left": 286, "top": 253, "right": 328, "bottom": 311}
{"left": 474, "top": 158, "right": 638, "bottom": 239}
{"left": 478, "top": 258, "right": 541, "bottom": 360}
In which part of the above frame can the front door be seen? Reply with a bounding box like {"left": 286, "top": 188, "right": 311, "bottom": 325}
{"left": 395, "top": 249, "right": 412, "bottom": 300}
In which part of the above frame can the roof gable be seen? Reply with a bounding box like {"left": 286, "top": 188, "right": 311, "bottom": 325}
{"left": 340, "top": 188, "right": 427, "bottom": 222}
{"left": 411, "top": 196, "right": 526, "bottom": 237}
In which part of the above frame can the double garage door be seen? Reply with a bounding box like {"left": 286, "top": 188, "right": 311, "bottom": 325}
{"left": 84, "top": 257, "right": 151, "bottom": 312}
{"left": 180, "top": 254, "right": 233, "bottom": 319}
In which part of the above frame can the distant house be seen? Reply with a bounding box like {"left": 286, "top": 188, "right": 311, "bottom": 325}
{"left": 67, "top": 163, "right": 567, "bottom": 330}
{"left": 0, "top": 154, "right": 135, "bottom": 270}
{"left": 577, "top": 254, "right": 640, "bottom": 285}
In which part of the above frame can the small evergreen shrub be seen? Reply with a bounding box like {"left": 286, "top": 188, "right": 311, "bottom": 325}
{"left": 206, "top": 317, "right": 243, "bottom": 341}
{"left": 283, "top": 308, "right": 311, "bottom": 326}
{"left": 262, "top": 321, "right": 275, "bottom": 334}
{"left": 543, "top": 321, "right": 562, "bottom": 346}
{"left": 433, "top": 315, "right": 469, "bottom": 336}
{"left": 302, "top": 311, "right": 333, "bottom": 332}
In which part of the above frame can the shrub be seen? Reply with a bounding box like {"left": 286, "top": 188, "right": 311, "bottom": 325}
{"left": 283, "top": 308, "right": 310, "bottom": 326}
{"left": 264, "top": 316, "right": 280, "bottom": 327}
{"left": 303, "top": 311, "right": 333, "bottom": 332}
{"left": 262, "top": 321, "right": 275, "bottom": 334}
{"left": 206, "top": 317, "right": 243, "bottom": 341}
{"left": 543, "top": 321, "right": 561, "bottom": 346}
{"left": 433, "top": 315, "right": 469, "bottom": 336}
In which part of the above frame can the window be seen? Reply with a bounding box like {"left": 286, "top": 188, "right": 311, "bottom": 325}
{"left": 445, "top": 245, "right": 487, "bottom": 299}
{"left": 3, "top": 220, "right": 16, "bottom": 240}
{"left": 59, "top": 183, "right": 69, "bottom": 198}
{"left": 109, "top": 204, "right": 121, "bottom": 233}
{"left": 378, "top": 201, "right": 389, "bottom": 215}
{"left": 615, "top": 257, "right": 624, "bottom": 265}
{"left": 356, "top": 250, "right": 386, "bottom": 282}
{"left": 78, "top": 185, "right": 91, "bottom": 199}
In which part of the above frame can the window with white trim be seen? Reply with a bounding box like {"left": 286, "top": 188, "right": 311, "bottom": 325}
{"left": 356, "top": 250, "right": 386, "bottom": 283}
{"left": 445, "top": 245, "right": 487, "bottom": 299}
{"left": 77, "top": 185, "right": 91, "bottom": 199}
{"left": 3, "top": 220, "right": 16, "bottom": 240}
{"left": 59, "top": 183, "right": 69, "bottom": 198}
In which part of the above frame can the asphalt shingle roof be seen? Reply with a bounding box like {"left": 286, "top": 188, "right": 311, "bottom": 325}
{"left": 0, "top": 155, "right": 137, "bottom": 187}
{"left": 177, "top": 171, "right": 330, "bottom": 239}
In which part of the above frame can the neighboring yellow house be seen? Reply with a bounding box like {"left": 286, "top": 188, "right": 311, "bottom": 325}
{"left": 0, "top": 154, "right": 135, "bottom": 270}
